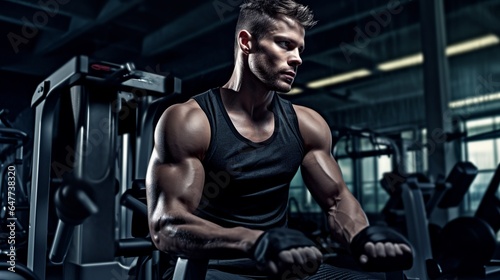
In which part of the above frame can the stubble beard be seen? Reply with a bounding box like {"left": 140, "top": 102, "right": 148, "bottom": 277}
{"left": 259, "top": 66, "right": 293, "bottom": 93}
{"left": 249, "top": 53, "right": 294, "bottom": 93}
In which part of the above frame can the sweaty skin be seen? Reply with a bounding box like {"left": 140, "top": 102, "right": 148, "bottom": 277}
{"left": 146, "top": 13, "right": 410, "bottom": 276}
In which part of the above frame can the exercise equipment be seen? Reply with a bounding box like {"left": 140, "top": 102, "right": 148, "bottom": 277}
{"left": 391, "top": 176, "right": 435, "bottom": 280}
{"left": 0, "top": 109, "right": 30, "bottom": 209}
{"left": 0, "top": 262, "right": 39, "bottom": 280}
{"left": 426, "top": 162, "right": 500, "bottom": 279}
{"left": 380, "top": 161, "right": 480, "bottom": 279}
{"left": 0, "top": 110, "right": 31, "bottom": 272}
{"left": 172, "top": 258, "right": 208, "bottom": 280}
{"left": 332, "top": 126, "right": 401, "bottom": 171}
{"left": 119, "top": 179, "right": 162, "bottom": 280}
{"left": 381, "top": 161, "right": 477, "bottom": 227}
{"left": 26, "top": 55, "right": 179, "bottom": 280}
{"left": 49, "top": 179, "right": 98, "bottom": 264}
{"left": 475, "top": 163, "right": 500, "bottom": 234}
{"left": 0, "top": 124, "right": 30, "bottom": 221}
{"left": 426, "top": 217, "right": 496, "bottom": 279}
{"left": 382, "top": 160, "right": 500, "bottom": 279}
{"left": 330, "top": 126, "right": 415, "bottom": 279}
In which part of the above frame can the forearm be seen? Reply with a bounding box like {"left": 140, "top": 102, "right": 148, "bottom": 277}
{"left": 300, "top": 151, "right": 369, "bottom": 247}
{"left": 151, "top": 210, "right": 263, "bottom": 259}
{"left": 327, "top": 191, "right": 369, "bottom": 247}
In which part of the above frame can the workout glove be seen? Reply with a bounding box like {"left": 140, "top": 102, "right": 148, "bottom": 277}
{"left": 350, "top": 226, "right": 413, "bottom": 272}
{"left": 251, "top": 228, "right": 317, "bottom": 266}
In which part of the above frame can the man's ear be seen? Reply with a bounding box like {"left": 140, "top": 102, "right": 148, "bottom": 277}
{"left": 238, "top": 30, "right": 252, "bottom": 55}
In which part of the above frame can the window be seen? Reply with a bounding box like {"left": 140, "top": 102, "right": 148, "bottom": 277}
{"left": 338, "top": 158, "right": 353, "bottom": 192}
{"left": 359, "top": 137, "right": 392, "bottom": 214}
{"left": 463, "top": 116, "right": 499, "bottom": 213}
{"left": 288, "top": 169, "right": 322, "bottom": 213}
{"left": 463, "top": 116, "right": 500, "bottom": 241}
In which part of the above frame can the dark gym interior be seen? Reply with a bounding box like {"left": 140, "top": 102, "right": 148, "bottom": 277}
{"left": 1, "top": 0, "right": 500, "bottom": 279}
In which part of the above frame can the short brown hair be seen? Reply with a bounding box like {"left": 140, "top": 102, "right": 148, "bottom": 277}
{"left": 234, "top": 0, "right": 317, "bottom": 56}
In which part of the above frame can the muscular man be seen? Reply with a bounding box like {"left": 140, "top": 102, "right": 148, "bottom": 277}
{"left": 146, "top": 0, "right": 412, "bottom": 279}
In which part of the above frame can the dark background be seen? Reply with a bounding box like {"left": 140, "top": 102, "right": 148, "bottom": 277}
{"left": 1, "top": 0, "right": 499, "bottom": 131}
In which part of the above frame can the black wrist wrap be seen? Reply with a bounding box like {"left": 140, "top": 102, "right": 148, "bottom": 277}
{"left": 251, "top": 228, "right": 316, "bottom": 265}
{"left": 350, "top": 226, "right": 413, "bottom": 272}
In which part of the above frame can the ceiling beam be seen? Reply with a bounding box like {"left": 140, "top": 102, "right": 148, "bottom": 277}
{"left": 34, "top": 0, "right": 143, "bottom": 55}
{"left": 467, "top": 4, "right": 500, "bottom": 35}
{"left": 142, "top": 2, "right": 238, "bottom": 57}
{"left": 0, "top": 0, "right": 70, "bottom": 32}
{"left": 2, "top": 0, "right": 98, "bottom": 18}
{"left": 0, "top": 53, "right": 70, "bottom": 77}
{"left": 307, "top": 0, "right": 416, "bottom": 36}
{"left": 159, "top": 0, "right": 419, "bottom": 81}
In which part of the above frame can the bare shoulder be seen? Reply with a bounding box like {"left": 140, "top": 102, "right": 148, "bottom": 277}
{"left": 154, "top": 99, "right": 210, "bottom": 161}
{"left": 159, "top": 99, "right": 207, "bottom": 125}
{"left": 292, "top": 105, "right": 332, "bottom": 151}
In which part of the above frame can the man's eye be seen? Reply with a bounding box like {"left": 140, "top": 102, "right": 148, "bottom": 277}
{"left": 278, "top": 41, "right": 290, "bottom": 48}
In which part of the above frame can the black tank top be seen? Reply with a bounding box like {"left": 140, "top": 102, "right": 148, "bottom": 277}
{"left": 192, "top": 88, "right": 304, "bottom": 230}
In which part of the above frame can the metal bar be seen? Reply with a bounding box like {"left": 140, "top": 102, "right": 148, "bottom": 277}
{"left": 419, "top": 0, "right": 457, "bottom": 178}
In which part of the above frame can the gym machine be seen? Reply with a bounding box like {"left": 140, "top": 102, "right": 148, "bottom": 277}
{"left": 332, "top": 126, "right": 401, "bottom": 168}
{"left": 427, "top": 162, "right": 500, "bottom": 279}
{"left": 382, "top": 161, "right": 500, "bottom": 279}
{"left": 26, "top": 55, "right": 180, "bottom": 280}
{"left": 0, "top": 109, "right": 30, "bottom": 213}
{"left": 0, "top": 112, "right": 30, "bottom": 224}
{"left": 0, "top": 110, "right": 31, "bottom": 279}
{"left": 329, "top": 127, "right": 412, "bottom": 280}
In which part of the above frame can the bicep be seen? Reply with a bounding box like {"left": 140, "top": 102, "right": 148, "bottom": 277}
{"left": 147, "top": 151, "right": 205, "bottom": 216}
{"left": 145, "top": 103, "right": 210, "bottom": 224}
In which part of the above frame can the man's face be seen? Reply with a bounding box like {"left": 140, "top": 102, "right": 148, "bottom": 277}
{"left": 248, "top": 15, "right": 305, "bottom": 93}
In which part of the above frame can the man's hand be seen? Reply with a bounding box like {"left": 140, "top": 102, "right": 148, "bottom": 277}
{"left": 358, "top": 241, "right": 412, "bottom": 264}
{"left": 251, "top": 228, "right": 323, "bottom": 278}
{"left": 259, "top": 246, "right": 323, "bottom": 275}
{"left": 350, "top": 226, "right": 413, "bottom": 272}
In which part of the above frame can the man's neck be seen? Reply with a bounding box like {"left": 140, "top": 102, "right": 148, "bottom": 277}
{"left": 221, "top": 68, "right": 275, "bottom": 120}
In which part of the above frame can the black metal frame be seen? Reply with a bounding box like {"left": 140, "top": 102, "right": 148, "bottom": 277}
{"left": 27, "top": 55, "right": 169, "bottom": 280}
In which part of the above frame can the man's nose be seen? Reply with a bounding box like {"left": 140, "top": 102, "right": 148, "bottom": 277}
{"left": 289, "top": 49, "right": 302, "bottom": 67}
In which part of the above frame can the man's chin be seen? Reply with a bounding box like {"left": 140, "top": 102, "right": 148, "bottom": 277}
{"left": 272, "top": 83, "right": 292, "bottom": 93}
